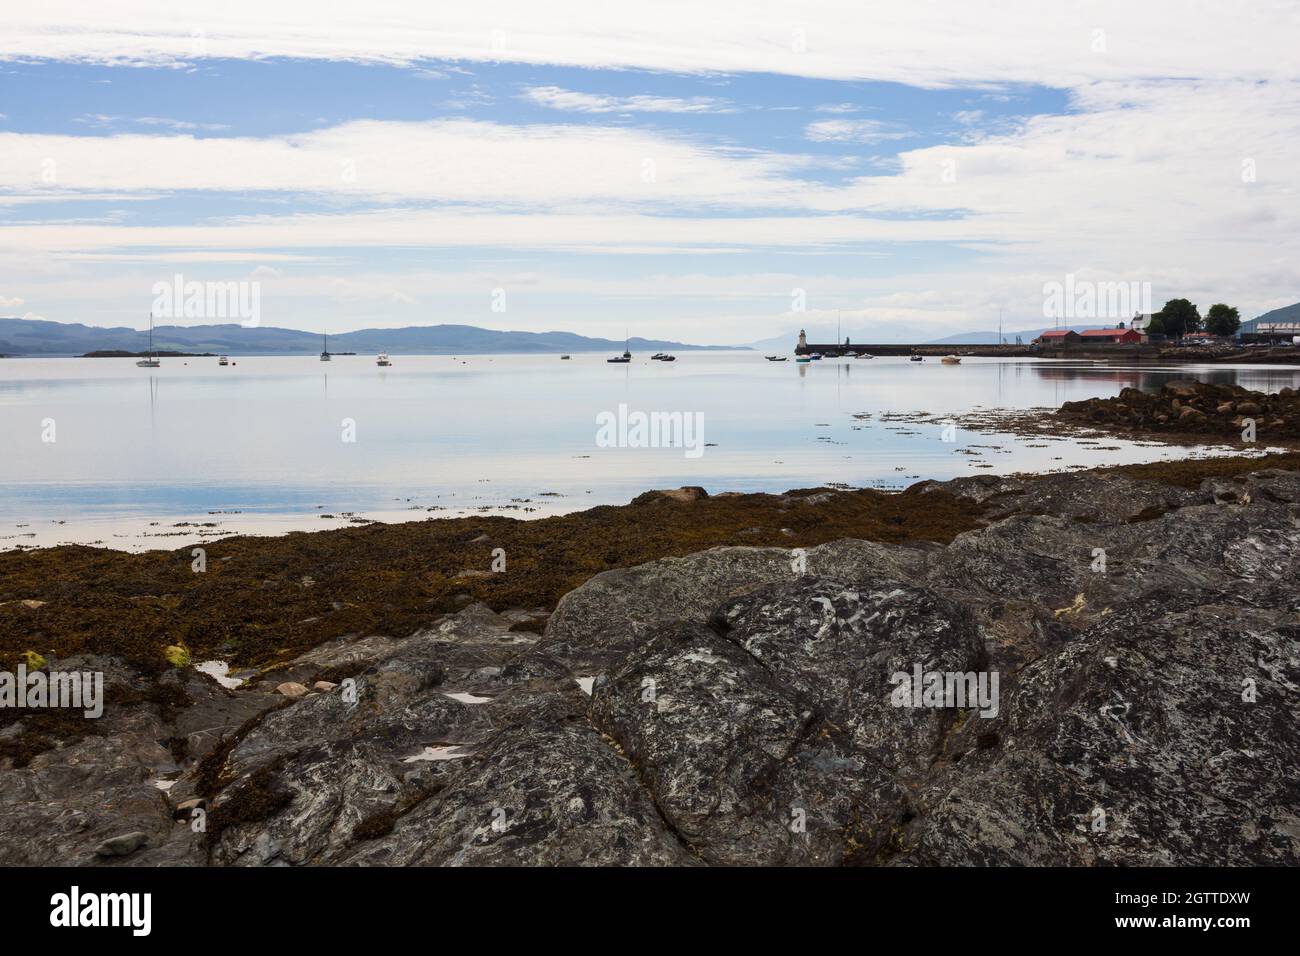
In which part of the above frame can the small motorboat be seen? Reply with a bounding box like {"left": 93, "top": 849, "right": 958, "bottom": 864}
{"left": 653, "top": 353, "right": 676, "bottom": 361}
{"left": 855, "top": 352, "right": 874, "bottom": 359}
{"left": 795, "top": 355, "right": 812, "bottom": 364}
{"left": 941, "top": 355, "right": 961, "bottom": 365}
{"left": 809, "top": 352, "right": 823, "bottom": 361}
{"left": 765, "top": 355, "right": 788, "bottom": 362}
{"left": 844, "top": 351, "right": 858, "bottom": 358}
{"left": 218, "top": 355, "right": 229, "bottom": 366}
{"left": 910, "top": 353, "right": 924, "bottom": 362}
{"left": 560, "top": 355, "right": 571, "bottom": 360}
{"left": 377, "top": 353, "right": 392, "bottom": 367}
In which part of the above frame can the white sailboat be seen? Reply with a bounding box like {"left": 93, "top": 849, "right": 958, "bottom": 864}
{"left": 320, "top": 331, "right": 331, "bottom": 362}
{"left": 136, "top": 313, "right": 160, "bottom": 368}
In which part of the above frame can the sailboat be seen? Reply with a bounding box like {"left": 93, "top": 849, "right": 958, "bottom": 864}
{"left": 320, "top": 331, "right": 331, "bottom": 362}
{"left": 136, "top": 314, "right": 160, "bottom": 367}
{"left": 607, "top": 332, "right": 633, "bottom": 363}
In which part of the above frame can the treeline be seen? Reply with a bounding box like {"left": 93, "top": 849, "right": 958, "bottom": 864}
{"left": 1144, "top": 299, "right": 1241, "bottom": 337}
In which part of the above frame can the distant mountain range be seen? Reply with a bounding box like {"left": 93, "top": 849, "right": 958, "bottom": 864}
{"left": 0, "top": 318, "right": 737, "bottom": 356}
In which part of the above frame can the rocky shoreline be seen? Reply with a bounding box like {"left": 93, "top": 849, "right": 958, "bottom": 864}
{"left": 2, "top": 452, "right": 1298, "bottom": 866}
{"left": 937, "top": 381, "right": 1300, "bottom": 452}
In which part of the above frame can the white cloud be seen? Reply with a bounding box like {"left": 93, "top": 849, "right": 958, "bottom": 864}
{"left": 0, "top": 119, "right": 826, "bottom": 207}
{"left": 952, "top": 110, "right": 984, "bottom": 126}
{"left": 135, "top": 116, "right": 230, "bottom": 131}
{"left": 804, "top": 119, "right": 908, "bottom": 143}
{"left": 521, "top": 86, "right": 734, "bottom": 114}
{"left": 0, "top": 294, "right": 24, "bottom": 308}
{"left": 6, "top": 2, "right": 1300, "bottom": 333}
{"left": 4, "top": 2, "right": 1298, "bottom": 90}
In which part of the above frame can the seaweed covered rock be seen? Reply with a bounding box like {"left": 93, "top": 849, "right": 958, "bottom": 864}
{"left": 1059, "top": 380, "right": 1300, "bottom": 439}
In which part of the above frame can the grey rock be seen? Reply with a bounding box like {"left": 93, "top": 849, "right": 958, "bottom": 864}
{"left": 94, "top": 831, "right": 149, "bottom": 857}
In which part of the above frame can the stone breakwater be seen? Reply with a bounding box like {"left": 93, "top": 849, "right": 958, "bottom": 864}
{"left": 2, "top": 465, "right": 1299, "bottom": 866}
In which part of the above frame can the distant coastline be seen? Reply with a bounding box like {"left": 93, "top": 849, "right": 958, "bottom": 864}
{"left": 0, "top": 316, "right": 743, "bottom": 358}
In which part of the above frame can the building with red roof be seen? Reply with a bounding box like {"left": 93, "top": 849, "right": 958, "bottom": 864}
{"left": 1077, "top": 328, "right": 1143, "bottom": 345}
{"left": 1033, "top": 329, "right": 1081, "bottom": 345}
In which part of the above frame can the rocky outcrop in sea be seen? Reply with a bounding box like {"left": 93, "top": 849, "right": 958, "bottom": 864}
{"left": 3, "top": 466, "right": 1298, "bottom": 866}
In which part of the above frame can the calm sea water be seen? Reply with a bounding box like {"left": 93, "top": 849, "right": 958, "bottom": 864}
{"left": 3, "top": 352, "right": 1297, "bottom": 550}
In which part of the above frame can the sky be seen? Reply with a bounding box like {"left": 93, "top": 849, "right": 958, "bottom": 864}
{"left": 1, "top": 1, "right": 1298, "bottom": 345}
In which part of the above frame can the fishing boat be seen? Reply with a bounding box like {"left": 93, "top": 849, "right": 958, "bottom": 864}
{"left": 136, "top": 313, "right": 160, "bottom": 367}
{"left": 320, "top": 331, "right": 331, "bottom": 362}
{"left": 941, "top": 355, "right": 961, "bottom": 365}
{"left": 377, "top": 353, "right": 391, "bottom": 367}
{"left": 765, "top": 355, "right": 788, "bottom": 362}
{"left": 218, "top": 355, "right": 229, "bottom": 366}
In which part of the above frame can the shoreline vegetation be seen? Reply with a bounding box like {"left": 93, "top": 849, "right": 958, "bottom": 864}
{"left": 4, "top": 383, "right": 1297, "bottom": 675}
{"left": 2, "top": 443, "right": 1298, "bottom": 764}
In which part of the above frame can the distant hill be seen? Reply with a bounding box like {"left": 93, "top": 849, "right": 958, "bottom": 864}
{"left": 1241, "top": 301, "right": 1300, "bottom": 332}
{"left": 0, "top": 318, "right": 738, "bottom": 356}
{"left": 926, "top": 324, "right": 1115, "bottom": 345}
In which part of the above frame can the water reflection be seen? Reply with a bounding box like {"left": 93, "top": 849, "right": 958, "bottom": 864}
{"left": 2, "top": 353, "right": 1297, "bottom": 540}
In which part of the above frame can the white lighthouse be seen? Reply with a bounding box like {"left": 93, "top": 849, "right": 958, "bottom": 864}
{"left": 798, "top": 329, "right": 807, "bottom": 350}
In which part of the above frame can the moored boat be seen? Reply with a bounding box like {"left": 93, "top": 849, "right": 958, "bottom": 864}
{"left": 136, "top": 313, "right": 160, "bottom": 367}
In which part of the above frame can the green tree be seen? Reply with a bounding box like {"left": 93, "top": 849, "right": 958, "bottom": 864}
{"left": 1145, "top": 315, "right": 1166, "bottom": 336}
{"left": 1205, "top": 303, "right": 1241, "bottom": 337}
{"left": 1153, "top": 298, "right": 1201, "bottom": 338}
